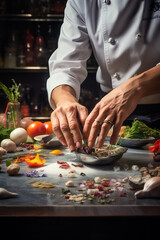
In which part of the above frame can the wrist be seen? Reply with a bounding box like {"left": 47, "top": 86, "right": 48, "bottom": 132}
{"left": 51, "top": 85, "right": 78, "bottom": 108}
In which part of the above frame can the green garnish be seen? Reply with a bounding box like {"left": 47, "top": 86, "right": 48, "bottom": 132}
{"left": 124, "top": 119, "right": 160, "bottom": 139}
{"left": 0, "top": 79, "right": 21, "bottom": 103}
{"left": 0, "top": 126, "right": 14, "bottom": 142}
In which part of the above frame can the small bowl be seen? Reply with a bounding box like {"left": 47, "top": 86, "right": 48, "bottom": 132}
{"left": 77, "top": 146, "right": 127, "bottom": 166}
{"left": 107, "top": 136, "right": 155, "bottom": 148}
{"left": 34, "top": 134, "right": 62, "bottom": 147}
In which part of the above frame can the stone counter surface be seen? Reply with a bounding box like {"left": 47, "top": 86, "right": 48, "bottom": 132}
{"left": 0, "top": 145, "right": 160, "bottom": 217}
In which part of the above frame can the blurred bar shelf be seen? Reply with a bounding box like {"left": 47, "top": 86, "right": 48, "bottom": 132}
{"left": 0, "top": 66, "right": 97, "bottom": 73}
{"left": 0, "top": 14, "right": 64, "bottom": 22}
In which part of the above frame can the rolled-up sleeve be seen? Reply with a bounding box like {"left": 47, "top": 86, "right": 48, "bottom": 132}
{"left": 47, "top": 0, "right": 92, "bottom": 109}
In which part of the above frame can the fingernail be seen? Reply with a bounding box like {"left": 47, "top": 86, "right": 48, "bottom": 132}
{"left": 88, "top": 141, "right": 93, "bottom": 148}
{"left": 76, "top": 142, "right": 81, "bottom": 148}
{"left": 69, "top": 145, "right": 75, "bottom": 151}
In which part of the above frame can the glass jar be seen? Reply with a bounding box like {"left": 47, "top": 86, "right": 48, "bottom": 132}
{"left": 6, "top": 102, "right": 21, "bottom": 129}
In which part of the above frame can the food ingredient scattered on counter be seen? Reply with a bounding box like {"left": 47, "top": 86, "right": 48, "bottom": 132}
{"left": 25, "top": 153, "right": 46, "bottom": 167}
{"left": 65, "top": 180, "right": 74, "bottom": 187}
{"left": 31, "top": 180, "right": 54, "bottom": 188}
{"left": 0, "top": 187, "right": 18, "bottom": 199}
{"left": 63, "top": 177, "right": 128, "bottom": 204}
{"left": 50, "top": 149, "right": 64, "bottom": 155}
{"left": 131, "top": 165, "right": 139, "bottom": 171}
{"left": 149, "top": 139, "right": 160, "bottom": 161}
{"left": 1, "top": 139, "right": 16, "bottom": 152}
{"left": 24, "top": 169, "right": 47, "bottom": 178}
{"left": 57, "top": 161, "right": 70, "bottom": 169}
{"left": 129, "top": 175, "right": 151, "bottom": 190}
{"left": 7, "top": 163, "right": 20, "bottom": 176}
{"left": 10, "top": 127, "right": 28, "bottom": 145}
{"left": 135, "top": 177, "right": 160, "bottom": 199}
{"left": 0, "top": 147, "right": 7, "bottom": 157}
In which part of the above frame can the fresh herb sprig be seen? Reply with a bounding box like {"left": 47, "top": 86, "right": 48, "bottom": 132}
{"left": 124, "top": 119, "right": 160, "bottom": 139}
{"left": 0, "top": 79, "right": 21, "bottom": 103}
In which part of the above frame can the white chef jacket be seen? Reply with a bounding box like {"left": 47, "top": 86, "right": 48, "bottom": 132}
{"left": 47, "top": 0, "right": 160, "bottom": 109}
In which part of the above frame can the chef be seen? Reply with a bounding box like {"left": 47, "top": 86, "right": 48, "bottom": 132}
{"left": 47, "top": 0, "right": 160, "bottom": 151}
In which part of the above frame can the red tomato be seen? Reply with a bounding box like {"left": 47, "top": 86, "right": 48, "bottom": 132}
{"left": 44, "top": 121, "right": 53, "bottom": 134}
{"left": 27, "top": 121, "right": 46, "bottom": 139}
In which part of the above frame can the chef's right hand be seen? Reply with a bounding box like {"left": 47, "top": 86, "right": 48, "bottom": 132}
{"left": 51, "top": 101, "right": 88, "bottom": 151}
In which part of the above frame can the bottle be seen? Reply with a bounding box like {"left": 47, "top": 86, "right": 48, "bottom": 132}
{"left": 4, "top": 30, "right": 17, "bottom": 68}
{"left": 24, "top": 29, "right": 35, "bottom": 66}
{"left": 46, "top": 24, "right": 57, "bottom": 58}
{"left": 17, "top": 45, "right": 26, "bottom": 67}
{"left": 20, "top": 87, "right": 30, "bottom": 117}
{"left": 35, "top": 25, "right": 46, "bottom": 66}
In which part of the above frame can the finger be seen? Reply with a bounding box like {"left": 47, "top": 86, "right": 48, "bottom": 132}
{"left": 96, "top": 115, "right": 114, "bottom": 148}
{"left": 87, "top": 119, "right": 102, "bottom": 148}
{"left": 77, "top": 106, "right": 88, "bottom": 127}
{"left": 65, "top": 106, "right": 83, "bottom": 148}
{"left": 56, "top": 108, "right": 75, "bottom": 151}
{"left": 86, "top": 108, "right": 110, "bottom": 148}
{"left": 83, "top": 105, "right": 99, "bottom": 140}
{"left": 51, "top": 112, "right": 67, "bottom": 146}
{"left": 110, "top": 114, "right": 124, "bottom": 145}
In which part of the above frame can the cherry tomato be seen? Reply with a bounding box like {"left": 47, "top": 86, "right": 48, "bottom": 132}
{"left": 27, "top": 121, "right": 46, "bottom": 139}
{"left": 44, "top": 121, "right": 53, "bottom": 134}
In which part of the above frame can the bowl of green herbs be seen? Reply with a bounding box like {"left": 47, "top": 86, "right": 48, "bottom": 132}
{"left": 107, "top": 119, "right": 159, "bottom": 148}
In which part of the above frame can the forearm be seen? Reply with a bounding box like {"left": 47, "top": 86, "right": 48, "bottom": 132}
{"left": 130, "top": 64, "right": 160, "bottom": 99}
{"left": 51, "top": 85, "right": 78, "bottom": 108}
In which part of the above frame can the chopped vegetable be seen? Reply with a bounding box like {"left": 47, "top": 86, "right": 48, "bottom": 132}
{"left": 25, "top": 153, "right": 46, "bottom": 167}
{"left": 57, "top": 161, "right": 70, "bottom": 169}
{"left": 149, "top": 139, "right": 160, "bottom": 153}
{"left": 124, "top": 119, "right": 160, "bottom": 139}
{"left": 50, "top": 149, "right": 63, "bottom": 155}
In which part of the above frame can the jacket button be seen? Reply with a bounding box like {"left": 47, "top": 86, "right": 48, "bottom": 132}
{"left": 103, "top": 0, "right": 111, "bottom": 4}
{"left": 108, "top": 37, "right": 116, "bottom": 45}
{"left": 136, "top": 33, "right": 142, "bottom": 41}
{"left": 113, "top": 73, "right": 120, "bottom": 79}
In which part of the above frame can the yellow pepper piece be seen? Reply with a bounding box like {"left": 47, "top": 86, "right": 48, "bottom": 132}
{"left": 49, "top": 149, "right": 64, "bottom": 155}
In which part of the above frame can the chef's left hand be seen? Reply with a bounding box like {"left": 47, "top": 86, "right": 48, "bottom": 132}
{"left": 83, "top": 77, "right": 142, "bottom": 148}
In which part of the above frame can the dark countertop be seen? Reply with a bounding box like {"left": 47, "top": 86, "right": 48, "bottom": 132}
{"left": 0, "top": 145, "right": 160, "bottom": 217}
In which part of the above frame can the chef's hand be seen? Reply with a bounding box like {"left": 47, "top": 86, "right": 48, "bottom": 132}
{"left": 50, "top": 86, "right": 88, "bottom": 151}
{"left": 83, "top": 76, "right": 142, "bottom": 148}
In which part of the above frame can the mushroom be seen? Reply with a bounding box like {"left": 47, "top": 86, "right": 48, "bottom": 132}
{"left": 7, "top": 163, "right": 20, "bottom": 176}
{"left": 1, "top": 139, "right": 16, "bottom": 152}
{"left": 10, "top": 127, "right": 28, "bottom": 145}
